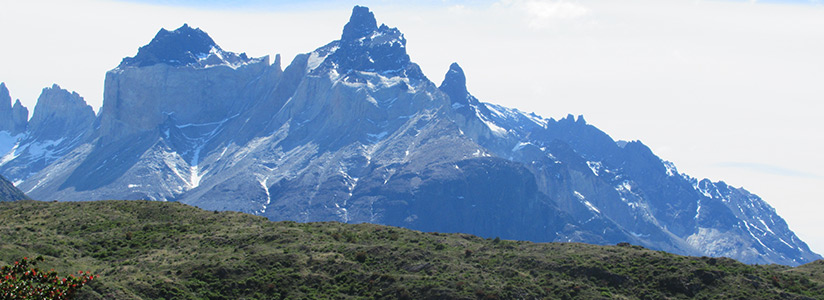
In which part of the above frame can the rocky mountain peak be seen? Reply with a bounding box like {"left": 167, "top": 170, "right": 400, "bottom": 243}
{"left": 317, "top": 6, "right": 421, "bottom": 78}
{"left": 439, "top": 62, "right": 490, "bottom": 119}
{"left": 12, "top": 99, "right": 24, "bottom": 111}
{"left": 342, "top": 6, "right": 378, "bottom": 41}
{"left": 118, "top": 24, "right": 255, "bottom": 69}
{"left": 0, "top": 82, "right": 10, "bottom": 112}
{"left": 560, "top": 113, "right": 587, "bottom": 125}
{"left": 28, "top": 84, "right": 95, "bottom": 141}
{"left": 11, "top": 100, "right": 28, "bottom": 134}
{"left": 0, "top": 82, "right": 28, "bottom": 135}
{"left": 440, "top": 63, "right": 469, "bottom": 103}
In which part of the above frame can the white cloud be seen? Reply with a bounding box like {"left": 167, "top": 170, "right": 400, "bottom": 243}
{"left": 495, "top": 0, "right": 590, "bottom": 29}
{"left": 448, "top": 4, "right": 470, "bottom": 14}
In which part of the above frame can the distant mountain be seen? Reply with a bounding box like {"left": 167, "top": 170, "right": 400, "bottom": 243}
{"left": 0, "top": 174, "right": 28, "bottom": 202}
{"left": 0, "top": 83, "right": 28, "bottom": 136}
{"left": 0, "top": 84, "right": 95, "bottom": 187}
{"left": 0, "top": 6, "right": 819, "bottom": 266}
{"left": 118, "top": 23, "right": 258, "bottom": 69}
{"left": 2, "top": 200, "right": 823, "bottom": 299}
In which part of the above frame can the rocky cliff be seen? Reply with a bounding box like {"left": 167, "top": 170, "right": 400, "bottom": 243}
{"left": 0, "top": 83, "right": 28, "bottom": 135}
{"left": 0, "top": 84, "right": 95, "bottom": 187}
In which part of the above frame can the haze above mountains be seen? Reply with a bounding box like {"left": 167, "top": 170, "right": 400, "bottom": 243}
{"left": 1, "top": 4, "right": 821, "bottom": 266}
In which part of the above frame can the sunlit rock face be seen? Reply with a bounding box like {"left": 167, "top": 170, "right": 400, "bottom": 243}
{"left": 3, "top": 6, "right": 819, "bottom": 266}
{"left": 28, "top": 84, "right": 95, "bottom": 141}
{"left": 98, "top": 24, "right": 272, "bottom": 141}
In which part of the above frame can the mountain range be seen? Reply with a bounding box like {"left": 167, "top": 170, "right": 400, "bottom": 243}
{"left": 0, "top": 6, "right": 819, "bottom": 266}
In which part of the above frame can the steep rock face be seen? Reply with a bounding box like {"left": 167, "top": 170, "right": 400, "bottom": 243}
{"left": 97, "top": 60, "right": 271, "bottom": 140}
{"left": 0, "top": 84, "right": 95, "bottom": 185}
{"left": 98, "top": 24, "right": 271, "bottom": 141}
{"left": 440, "top": 63, "right": 481, "bottom": 111}
{"left": 100, "top": 24, "right": 270, "bottom": 139}
{"left": 7, "top": 6, "right": 819, "bottom": 266}
{"left": 11, "top": 100, "right": 28, "bottom": 134}
{"left": 438, "top": 63, "right": 498, "bottom": 145}
{"left": 28, "top": 84, "right": 95, "bottom": 141}
{"left": 0, "top": 83, "right": 28, "bottom": 135}
{"left": 21, "top": 24, "right": 280, "bottom": 202}
{"left": 0, "top": 83, "right": 29, "bottom": 165}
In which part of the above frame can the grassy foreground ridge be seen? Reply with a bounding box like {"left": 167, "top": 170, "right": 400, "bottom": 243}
{"left": 1, "top": 200, "right": 823, "bottom": 299}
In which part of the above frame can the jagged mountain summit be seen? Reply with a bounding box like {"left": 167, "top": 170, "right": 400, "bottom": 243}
{"left": 0, "top": 6, "right": 819, "bottom": 266}
{"left": 315, "top": 5, "right": 423, "bottom": 79}
{"left": 0, "top": 83, "right": 28, "bottom": 136}
{"left": 0, "top": 84, "right": 95, "bottom": 186}
{"left": 118, "top": 24, "right": 259, "bottom": 69}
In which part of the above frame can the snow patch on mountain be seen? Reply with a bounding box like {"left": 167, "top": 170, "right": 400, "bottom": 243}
{"left": 586, "top": 161, "right": 602, "bottom": 176}
{"left": 307, "top": 44, "right": 340, "bottom": 72}
{"left": 512, "top": 142, "right": 531, "bottom": 152}
{"left": 0, "top": 132, "right": 23, "bottom": 158}
{"left": 194, "top": 46, "right": 262, "bottom": 70}
{"left": 473, "top": 104, "right": 507, "bottom": 137}
{"left": 257, "top": 176, "right": 271, "bottom": 214}
{"left": 662, "top": 160, "right": 678, "bottom": 176}
{"left": 485, "top": 103, "right": 548, "bottom": 128}
{"left": 158, "top": 149, "right": 193, "bottom": 193}
{"left": 367, "top": 131, "right": 389, "bottom": 143}
{"left": 0, "top": 134, "right": 23, "bottom": 166}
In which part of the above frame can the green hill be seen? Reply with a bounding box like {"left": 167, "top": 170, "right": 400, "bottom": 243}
{"left": 1, "top": 200, "right": 822, "bottom": 299}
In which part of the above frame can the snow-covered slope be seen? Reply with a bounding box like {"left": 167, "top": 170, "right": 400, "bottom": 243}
{"left": 1, "top": 6, "right": 818, "bottom": 266}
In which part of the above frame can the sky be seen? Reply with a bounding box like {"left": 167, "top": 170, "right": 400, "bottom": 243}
{"left": 1, "top": 0, "right": 823, "bottom": 255}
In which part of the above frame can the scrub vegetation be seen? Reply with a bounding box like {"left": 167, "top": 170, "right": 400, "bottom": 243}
{"left": 1, "top": 200, "right": 822, "bottom": 299}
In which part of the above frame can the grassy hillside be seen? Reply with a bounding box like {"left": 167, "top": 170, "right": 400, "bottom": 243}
{"left": 1, "top": 200, "right": 823, "bottom": 299}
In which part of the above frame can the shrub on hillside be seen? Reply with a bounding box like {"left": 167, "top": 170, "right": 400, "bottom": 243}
{"left": 0, "top": 256, "right": 95, "bottom": 299}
